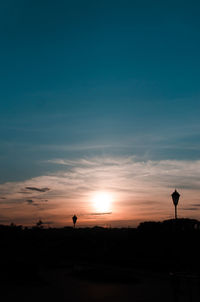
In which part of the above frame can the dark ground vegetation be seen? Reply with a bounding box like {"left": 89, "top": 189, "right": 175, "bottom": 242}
{"left": 0, "top": 218, "right": 200, "bottom": 301}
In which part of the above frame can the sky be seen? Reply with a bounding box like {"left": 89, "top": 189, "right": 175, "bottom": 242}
{"left": 0, "top": 0, "right": 200, "bottom": 227}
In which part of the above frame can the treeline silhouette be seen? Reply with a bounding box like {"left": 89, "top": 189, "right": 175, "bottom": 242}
{"left": 0, "top": 218, "right": 200, "bottom": 281}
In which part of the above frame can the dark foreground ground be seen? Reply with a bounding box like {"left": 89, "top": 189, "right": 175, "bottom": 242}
{"left": 0, "top": 219, "right": 200, "bottom": 301}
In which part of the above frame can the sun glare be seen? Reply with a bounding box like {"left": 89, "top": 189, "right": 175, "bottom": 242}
{"left": 92, "top": 192, "right": 112, "bottom": 213}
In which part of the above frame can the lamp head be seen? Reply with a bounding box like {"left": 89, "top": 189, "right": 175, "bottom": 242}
{"left": 171, "top": 189, "right": 180, "bottom": 206}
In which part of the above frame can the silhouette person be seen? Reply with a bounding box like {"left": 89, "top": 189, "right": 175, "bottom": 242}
{"left": 72, "top": 215, "right": 77, "bottom": 228}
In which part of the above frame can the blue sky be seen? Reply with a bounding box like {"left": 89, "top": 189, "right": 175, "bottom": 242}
{"left": 0, "top": 1, "right": 200, "bottom": 225}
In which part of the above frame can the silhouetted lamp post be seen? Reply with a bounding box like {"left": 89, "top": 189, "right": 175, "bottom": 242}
{"left": 171, "top": 190, "right": 180, "bottom": 219}
{"left": 72, "top": 215, "right": 77, "bottom": 228}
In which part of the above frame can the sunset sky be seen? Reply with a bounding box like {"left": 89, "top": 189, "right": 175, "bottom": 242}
{"left": 0, "top": 0, "right": 200, "bottom": 227}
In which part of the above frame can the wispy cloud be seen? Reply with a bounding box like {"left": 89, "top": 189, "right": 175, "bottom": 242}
{"left": 0, "top": 156, "right": 200, "bottom": 226}
{"left": 89, "top": 212, "right": 112, "bottom": 216}
{"left": 182, "top": 207, "right": 199, "bottom": 211}
{"left": 26, "top": 199, "right": 34, "bottom": 204}
{"left": 26, "top": 199, "right": 49, "bottom": 206}
{"left": 25, "top": 187, "right": 50, "bottom": 192}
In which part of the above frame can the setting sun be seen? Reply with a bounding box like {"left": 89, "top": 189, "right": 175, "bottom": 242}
{"left": 92, "top": 192, "right": 113, "bottom": 213}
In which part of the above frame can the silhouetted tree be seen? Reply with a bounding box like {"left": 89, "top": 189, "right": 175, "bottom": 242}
{"left": 72, "top": 215, "right": 77, "bottom": 228}
{"left": 36, "top": 220, "right": 43, "bottom": 229}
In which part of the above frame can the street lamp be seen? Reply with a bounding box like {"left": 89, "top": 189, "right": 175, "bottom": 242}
{"left": 72, "top": 214, "right": 77, "bottom": 228}
{"left": 171, "top": 190, "right": 180, "bottom": 219}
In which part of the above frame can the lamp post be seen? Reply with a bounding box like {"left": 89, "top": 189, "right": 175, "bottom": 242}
{"left": 72, "top": 215, "right": 77, "bottom": 228}
{"left": 171, "top": 190, "right": 180, "bottom": 219}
